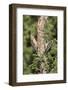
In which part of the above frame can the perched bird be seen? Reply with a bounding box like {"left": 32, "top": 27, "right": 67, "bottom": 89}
{"left": 44, "top": 41, "right": 51, "bottom": 53}
{"left": 30, "top": 33, "right": 37, "bottom": 51}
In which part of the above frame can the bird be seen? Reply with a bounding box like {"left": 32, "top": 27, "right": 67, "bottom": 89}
{"left": 44, "top": 41, "right": 51, "bottom": 53}
{"left": 30, "top": 33, "right": 37, "bottom": 51}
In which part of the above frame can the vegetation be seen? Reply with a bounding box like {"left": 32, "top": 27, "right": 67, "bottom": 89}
{"left": 23, "top": 15, "right": 57, "bottom": 74}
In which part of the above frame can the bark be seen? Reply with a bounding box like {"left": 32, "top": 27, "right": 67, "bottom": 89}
{"left": 31, "top": 16, "right": 48, "bottom": 73}
{"left": 37, "top": 16, "right": 47, "bottom": 56}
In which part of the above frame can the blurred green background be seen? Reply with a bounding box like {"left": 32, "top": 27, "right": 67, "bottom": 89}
{"left": 23, "top": 15, "right": 57, "bottom": 74}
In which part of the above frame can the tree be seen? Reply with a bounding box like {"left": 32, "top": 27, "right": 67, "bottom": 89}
{"left": 23, "top": 15, "right": 57, "bottom": 74}
{"left": 31, "top": 16, "right": 49, "bottom": 73}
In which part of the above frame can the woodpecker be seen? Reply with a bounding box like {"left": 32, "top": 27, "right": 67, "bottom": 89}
{"left": 30, "top": 34, "right": 37, "bottom": 51}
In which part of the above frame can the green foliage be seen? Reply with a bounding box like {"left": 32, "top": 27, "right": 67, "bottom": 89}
{"left": 23, "top": 15, "right": 57, "bottom": 74}
{"left": 29, "top": 54, "right": 49, "bottom": 74}
{"left": 46, "top": 39, "right": 57, "bottom": 73}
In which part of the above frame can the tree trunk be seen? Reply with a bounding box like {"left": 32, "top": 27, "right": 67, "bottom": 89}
{"left": 37, "top": 16, "right": 47, "bottom": 56}
{"left": 31, "top": 16, "right": 48, "bottom": 73}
